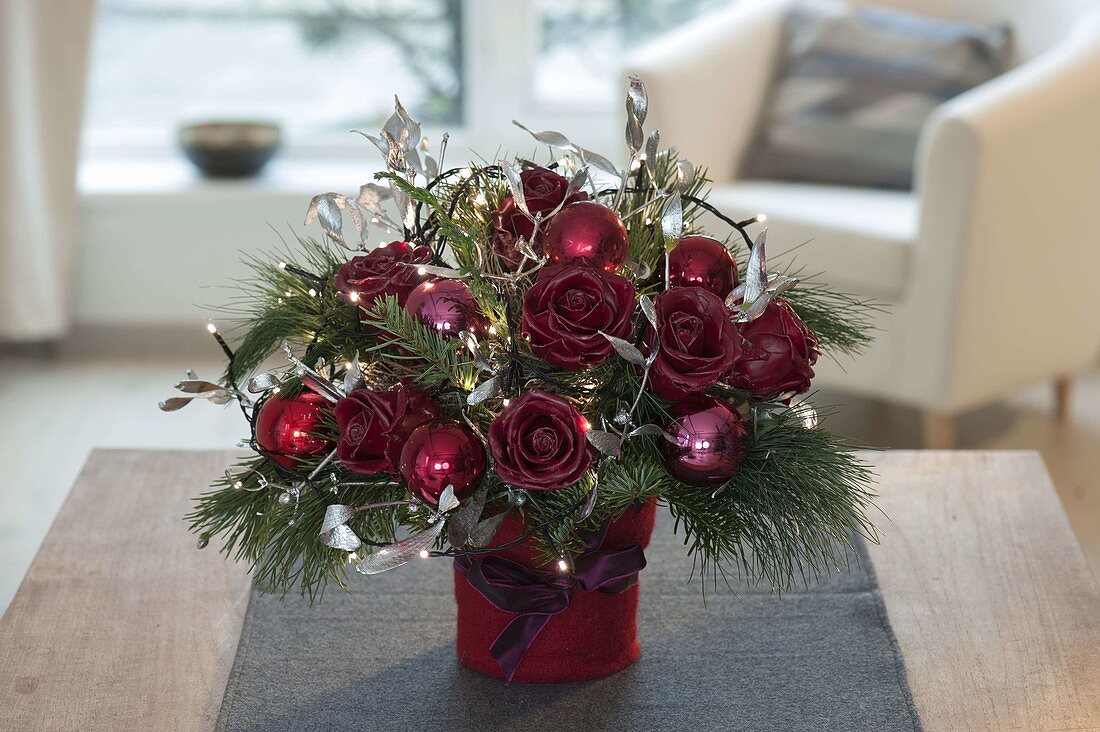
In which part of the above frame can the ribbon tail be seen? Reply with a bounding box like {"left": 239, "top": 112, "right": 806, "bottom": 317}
{"left": 490, "top": 612, "right": 554, "bottom": 681}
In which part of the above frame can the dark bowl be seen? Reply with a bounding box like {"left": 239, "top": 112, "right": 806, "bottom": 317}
{"left": 178, "top": 121, "right": 281, "bottom": 178}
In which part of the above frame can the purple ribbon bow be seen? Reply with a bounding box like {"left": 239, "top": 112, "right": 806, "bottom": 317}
{"left": 454, "top": 523, "right": 647, "bottom": 681}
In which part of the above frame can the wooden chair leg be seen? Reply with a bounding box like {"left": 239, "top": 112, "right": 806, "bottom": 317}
{"left": 922, "top": 411, "right": 956, "bottom": 450}
{"left": 1054, "top": 376, "right": 1073, "bottom": 423}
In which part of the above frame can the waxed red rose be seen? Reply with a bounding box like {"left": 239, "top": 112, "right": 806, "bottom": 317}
{"left": 334, "top": 384, "right": 440, "bottom": 475}
{"left": 521, "top": 264, "right": 636, "bottom": 370}
{"left": 333, "top": 241, "right": 432, "bottom": 308}
{"left": 492, "top": 166, "right": 588, "bottom": 266}
{"left": 648, "top": 287, "right": 743, "bottom": 401}
{"left": 488, "top": 389, "right": 594, "bottom": 491}
{"left": 729, "top": 299, "right": 819, "bottom": 401}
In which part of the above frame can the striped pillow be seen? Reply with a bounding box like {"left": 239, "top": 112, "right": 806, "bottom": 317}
{"left": 740, "top": 0, "right": 1012, "bottom": 190}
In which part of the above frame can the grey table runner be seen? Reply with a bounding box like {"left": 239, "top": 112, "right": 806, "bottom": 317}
{"left": 217, "top": 511, "right": 922, "bottom": 732}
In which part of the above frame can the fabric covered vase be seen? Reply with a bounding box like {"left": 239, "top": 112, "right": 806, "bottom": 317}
{"left": 454, "top": 500, "right": 657, "bottom": 682}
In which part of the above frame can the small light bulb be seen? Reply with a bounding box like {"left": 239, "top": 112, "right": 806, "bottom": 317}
{"left": 308, "top": 288, "right": 317, "bottom": 297}
{"left": 278, "top": 261, "right": 288, "bottom": 269}
{"left": 502, "top": 398, "right": 511, "bottom": 407}
{"left": 206, "top": 323, "right": 217, "bottom": 334}
{"left": 419, "top": 549, "right": 430, "bottom": 559}
{"left": 348, "top": 291, "right": 360, "bottom": 303}
{"left": 285, "top": 290, "right": 293, "bottom": 297}
{"left": 557, "top": 559, "right": 569, "bottom": 572}
{"left": 487, "top": 325, "right": 497, "bottom": 335}
{"left": 756, "top": 213, "right": 767, "bottom": 223}
{"left": 417, "top": 266, "right": 427, "bottom": 276}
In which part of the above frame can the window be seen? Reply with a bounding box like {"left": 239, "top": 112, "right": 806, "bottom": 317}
{"left": 83, "top": 0, "right": 728, "bottom": 161}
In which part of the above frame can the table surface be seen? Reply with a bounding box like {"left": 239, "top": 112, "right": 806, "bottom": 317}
{"left": 1, "top": 450, "right": 1098, "bottom": 731}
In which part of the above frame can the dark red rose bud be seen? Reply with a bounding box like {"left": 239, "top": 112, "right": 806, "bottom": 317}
{"left": 648, "top": 287, "right": 743, "bottom": 401}
{"left": 333, "top": 241, "right": 432, "bottom": 309}
{"left": 488, "top": 389, "right": 595, "bottom": 491}
{"left": 521, "top": 264, "right": 636, "bottom": 370}
{"left": 491, "top": 166, "right": 588, "bottom": 268}
{"left": 335, "top": 384, "right": 441, "bottom": 476}
{"left": 668, "top": 235, "right": 739, "bottom": 298}
{"left": 729, "top": 298, "right": 819, "bottom": 401}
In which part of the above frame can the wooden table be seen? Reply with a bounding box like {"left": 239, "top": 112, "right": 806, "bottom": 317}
{"left": 1, "top": 450, "right": 1098, "bottom": 730}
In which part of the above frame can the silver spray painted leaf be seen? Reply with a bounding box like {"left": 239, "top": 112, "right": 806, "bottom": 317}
{"left": 578, "top": 481, "right": 599, "bottom": 521}
{"left": 174, "top": 379, "right": 223, "bottom": 394}
{"left": 446, "top": 486, "right": 487, "bottom": 547}
{"left": 356, "top": 522, "right": 442, "bottom": 574}
{"left": 344, "top": 351, "right": 364, "bottom": 393}
{"left": 352, "top": 130, "right": 389, "bottom": 157}
{"left": 743, "top": 228, "right": 768, "bottom": 304}
{"left": 319, "top": 524, "right": 362, "bottom": 552}
{"left": 470, "top": 512, "right": 508, "bottom": 547}
{"left": 739, "top": 275, "right": 799, "bottom": 323}
{"left": 625, "top": 76, "right": 648, "bottom": 152}
{"left": 569, "top": 166, "right": 589, "bottom": 196}
{"left": 458, "top": 330, "right": 492, "bottom": 371}
{"left": 320, "top": 504, "right": 358, "bottom": 534}
{"left": 639, "top": 294, "right": 657, "bottom": 328}
{"left": 466, "top": 374, "right": 501, "bottom": 406}
{"left": 676, "top": 159, "right": 696, "bottom": 192}
{"left": 662, "top": 191, "right": 683, "bottom": 248}
{"left": 406, "top": 263, "right": 464, "bottom": 279}
{"left": 357, "top": 182, "right": 391, "bottom": 212}
{"left": 599, "top": 331, "right": 646, "bottom": 367}
{"left": 627, "top": 423, "right": 679, "bottom": 444}
{"left": 644, "top": 130, "right": 660, "bottom": 182}
{"left": 305, "top": 193, "right": 350, "bottom": 249}
{"left": 499, "top": 160, "right": 529, "bottom": 216}
{"left": 512, "top": 121, "right": 576, "bottom": 151}
{"left": 158, "top": 397, "right": 194, "bottom": 412}
{"left": 580, "top": 148, "right": 620, "bottom": 178}
{"left": 586, "top": 429, "right": 622, "bottom": 457}
{"left": 247, "top": 372, "right": 282, "bottom": 393}
{"left": 436, "top": 484, "right": 461, "bottom": 514}
{"left": 622, "top": 257, "right": 653, "bottom": 280}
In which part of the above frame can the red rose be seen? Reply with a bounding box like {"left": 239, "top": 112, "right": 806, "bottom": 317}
{"left": 729, "top": 299, "right": 819, "bottom": 401}
{"left": 491, "top": 166, "right": 588, "bottom": 267}
{"left": 520, "top": 264, "right": 636, "bottom": 370}
{"left": 334, "top": 383, "right": 440, "bottom": 475}
{"left": 333, "top": 241, "right": 432, "bottom": 308}
{"left": 648, "top": 287, "right": 743, "bottom": 401}
{"left": 488, "top": 389, "right": 595, "bottom": 491}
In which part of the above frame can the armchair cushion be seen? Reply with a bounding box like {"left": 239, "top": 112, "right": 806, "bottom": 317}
{"left": 740, "top": 0, "right": 1012, "bottom": 190}
{"left": 705, "top": 181, "right": 916, "bottom": 296}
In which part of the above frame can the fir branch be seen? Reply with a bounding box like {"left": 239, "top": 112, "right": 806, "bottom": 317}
{"left": 783, "top": 279, "right": 882, "bottom": 357}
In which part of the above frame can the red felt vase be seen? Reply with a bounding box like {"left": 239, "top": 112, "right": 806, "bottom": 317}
{"left": 454, "top": 500, "right": 656, "bottom": 683}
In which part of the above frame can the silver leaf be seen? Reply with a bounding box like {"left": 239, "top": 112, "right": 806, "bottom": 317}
{"left": 470, "top": 512, "right": 508, "bottom": 547}
{"left": 405, "top": 263, "right": 464, "bottom": 279}
{"left": 644, "top": 130, "right": 660, "bottom": 182}
{"left": 357, "top": 182, "right": 391, "bottom": 212}
{"left": 622, "top": 257, "right": 653, "bottom": 280}
{"left": 739, "top": 275, "right": 800, "bottom": 323}
{"left": 499, "top": 160, "right": 529, "bottom": 216}
{"left": 458, "top": 330, "right": 492, "bottom": 371}
{"left": 586, "top": 429, "right": 622, "bottom": 457}
{"left": 158, "top": 397, "right": 193, "bottom": 412}
{"left": 744, "top": 228, "right": 768, "bottom": 304}
{"left": 512, "top": 121, "right": 577, "bottom": 152}
{"left": 599, "top": 331, "right": 646, "bottom": 367}
{"left": 639, "top": 294, "right": 657, "bottom": 328}
{"left": 569, "top": 166, "right": 589, "bottom": 196}
{"left": 174, "top": 379, "right": 223, "bottom": 394}
{"left": 578, "top": 481, "right": 598, "bottom": 521}
{"left": 320, "top": 504, "right": 358, "bottom": 534}
{"left": 424, "top": 153, "right": 439, "bottom": 179}
{"left": 627, "top": 423, "right": 679, "bottom": 444}
{"left": 437, "top": 485, "right": 461, "bottom": 514}
{"left": 203, "top": 390, "right": 232, "bottom": 405}
{"left": 447, "top": 486, "right": 487, "bottom": 547}
{"left": 676, "top": 159, "right": 696, "bottom": 192}
{"left": 351, "top": 130, "right": 389, "bottom": 157}
{"left": 579, "top": 148, "right": 620, "bottom": 178}
{"left": 394, "top": 96, "right": 421, "bottom": 149}
{"left": 356, "top": 522, "right": 443, "bottom": 575}
{"left": 247, "top": 372, "right": 282, "bottom": 393}
{"left": 305, "top": 193, "right": 350, "bottom": 249}
{"left": 661, "top": 192, "right": 683, "bottom": 248}
{"left": 319, "top": 524, "right": 362, "bottom": 552}
{"left": 466, "top": 375, "right": 501, "bottom": 406}
{"left": 625, "top": 76, "right": 648, "bottom": 153}
{"left": 344, "top": 351, "right": 364, "bottom": 393}
{"left": 405, "top": 145, "right": 425, "bottom": 177}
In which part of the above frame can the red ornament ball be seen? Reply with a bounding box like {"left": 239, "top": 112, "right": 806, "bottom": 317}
{"left": 668, "top": 235, "right": 739, "bottom": 298}
{"left": 659, "top": 394, "right": 748, "bottom": 486}
{"left": 543, "top": 201, "right": 628, "bottom": 272}
{"left": 399, "top": 420, "right": 487, "bottom": 504}
{"left": 405, "top": 279, "right": 486, "bottom": 338}
{"left": 255, "top": 391, "right": 333, "bottom": 468}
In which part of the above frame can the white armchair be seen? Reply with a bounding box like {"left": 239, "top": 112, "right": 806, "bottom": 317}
{"left": 625, "top": 0, "right": 1100, "bottom": 446}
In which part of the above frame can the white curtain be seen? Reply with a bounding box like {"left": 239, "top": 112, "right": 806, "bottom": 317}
{"left": 0, "top": 0, "right": 95, "bottom": 342}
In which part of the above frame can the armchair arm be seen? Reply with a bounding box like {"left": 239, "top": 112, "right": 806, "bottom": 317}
{"left": 622, "top": 0, "right": 788, "bottom": 185}
{"left": 905, "top": 17, "right": 1100, "bottom": 409}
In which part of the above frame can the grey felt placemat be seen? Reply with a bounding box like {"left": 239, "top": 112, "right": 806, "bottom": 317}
{"left": 217, "top": 511, "right": 922, "bottom": 732}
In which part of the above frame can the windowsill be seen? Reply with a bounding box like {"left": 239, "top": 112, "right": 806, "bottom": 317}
{"left": 78, "top": 157, "right": 383, "bottom": 200}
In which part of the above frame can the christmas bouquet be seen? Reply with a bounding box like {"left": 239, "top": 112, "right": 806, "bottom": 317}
{"left": 165, "top": 78, "right": 878, "bottom": 683}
